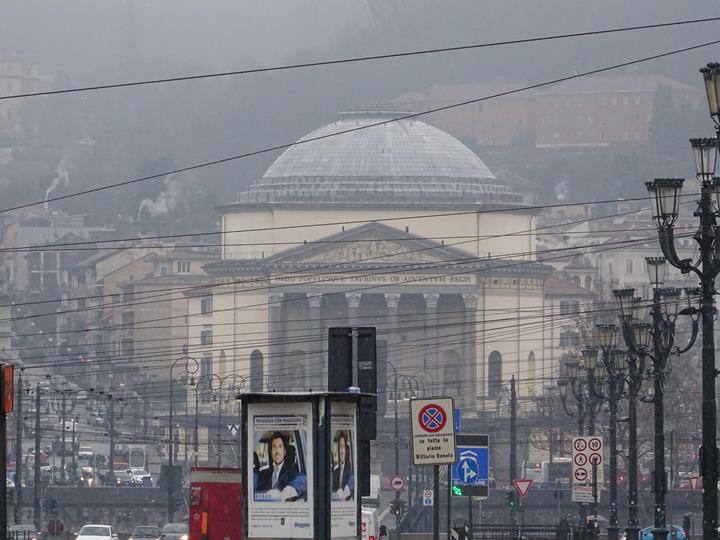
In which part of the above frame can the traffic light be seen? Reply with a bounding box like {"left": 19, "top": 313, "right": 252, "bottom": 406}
{"left": 506, "top": 492, "right": 518, "bottom": 509}
{"left": 389, "top": 500, "right": 407, "bottom": 516}
{"left": 44, "top": 497, "right": 57, "bottom": 514}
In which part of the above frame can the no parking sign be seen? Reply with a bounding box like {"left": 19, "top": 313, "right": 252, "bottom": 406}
{"left": 410, "top": 397, "right": 456, "bottom": 465}
{"left": 572, "top": 436, "right": 604, "bottom": 484}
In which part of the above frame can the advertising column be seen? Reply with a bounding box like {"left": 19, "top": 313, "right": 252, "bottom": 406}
{"left": 247, "top": 402, "right": 314, "bottom": 538}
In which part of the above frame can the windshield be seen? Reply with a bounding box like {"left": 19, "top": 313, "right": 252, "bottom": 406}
{"left": 132, "top": 527, "right": 159, "bottom": 536}
{"left": 162, "top": 524, "right": 187, "bottom": 533}
{"left": 79, "top": 526, "right": 111, "bottom": 536}
{"left": 9, "top": 526, "right": 36, "bottom": 532}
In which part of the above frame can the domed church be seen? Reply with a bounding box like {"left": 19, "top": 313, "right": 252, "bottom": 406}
{"left": 202, "top": 111, "right": 555, "bottom": 413}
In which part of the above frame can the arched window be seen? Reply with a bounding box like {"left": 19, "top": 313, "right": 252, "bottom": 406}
{"left": 527, "top": 351, "right": 536, "bottom": 378}
{"left": 488, "top": 351, "right": 503, "bottom": 396}
{"left": 585, "top": 276, "right": 593, "bottom": 290}
{"left": 250, "top": 350, "right": 264, "bottom": 391}
{"left": 289, "top": 350, "right": 309, "bottom": 391}
{"left": 442, "top": 351, "right": 463, "bottom": 399}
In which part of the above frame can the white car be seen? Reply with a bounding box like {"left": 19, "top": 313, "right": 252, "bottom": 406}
{"left": 76, "top": 525, "right": 117, "bottom": 540}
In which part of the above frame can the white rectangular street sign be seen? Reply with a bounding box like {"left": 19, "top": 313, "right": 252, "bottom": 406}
{"left": 571, "top": 484, "right": 595, "bottom": 503}
{"left": 572, "top": 436, "right": 604, "bottom": 485}
{"left": 410, "top": 397, "right": 457, "bottom": 465}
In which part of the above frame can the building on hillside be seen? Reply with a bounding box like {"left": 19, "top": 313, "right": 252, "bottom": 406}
{"left": 56, "top": 246, "right": 217, "bottom": 392}
{"left": 542, "top": 276, "right": 597, "bottom": 383}
{"left": 0, "top": 53, "right": 45, "bottom": 147}
{"left": 393, "top": 74, "right": 702, "bottom": 148}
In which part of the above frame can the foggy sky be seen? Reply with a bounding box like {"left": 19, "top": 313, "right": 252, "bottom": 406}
{"left": 3, "top": 1, "right": 720, "bottom": 220}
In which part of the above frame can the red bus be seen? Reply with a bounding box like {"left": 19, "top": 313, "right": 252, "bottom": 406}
{"left": 189, "top": 467, "right": 243, "bottom": 540}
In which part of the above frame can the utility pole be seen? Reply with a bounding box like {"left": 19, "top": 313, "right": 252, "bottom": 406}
{"left": 14, "top": 370, "right": 22, "bottom": 524}
{"left": 0, "top": 364, "right": 9, "bottom": 539}
{"left": 509, "top": 376, "right": 518, "bottom": 529}
{"left": 71, "top": 416, "right": 77, "bottom": 482}
{"left": 59, "top": 392, "right": 66, "bottom": 484}
{"left": 33, "top": 384, "right": 40, "bottom": 531}
{"left": 50, "top": 387, "right": 74, "bottom": 484}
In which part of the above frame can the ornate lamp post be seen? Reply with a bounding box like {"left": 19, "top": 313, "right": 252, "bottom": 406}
{"left": 558, "top": 357, "right": 603, "bottom": 527}
{"left": 592, "top": 323, "right": 624, "bottom": 540}
{"left": 613, "top": 289, "right": 652, "bottom": 540}
{"left": 168, "top": 345, "right": 198, "bottom": 521}
{"left": 643, "top": 61, "right": 720, "bottom": 540}
{"left": 642, "top": 258, "right": 700, "bottom": 540}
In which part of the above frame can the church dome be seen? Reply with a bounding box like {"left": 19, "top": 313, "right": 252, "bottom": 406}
{"left": 237, "top": 111, "right": 522, "bottom": 206}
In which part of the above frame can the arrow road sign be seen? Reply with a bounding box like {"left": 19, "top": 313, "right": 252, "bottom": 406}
{"left": 451, "top": 435, "right": 490, "bottom": 498}
{"left": 461, "top": 457, "right": 479, "bottom": 483}
{"left": 513, "top": 479, "right": 533, "bottom": 497}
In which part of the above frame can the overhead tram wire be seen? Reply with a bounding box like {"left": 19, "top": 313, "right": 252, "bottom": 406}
{"left": 2, "top": 225, "right": 697, "bottom": 254}
{"left": 2, "top": 16, "right": 718, "bottom": 101}
{"left": 14, "top": 288, "right": 669, "bottom": 369}
{"left": 19, "top": 296, "right": 618, "bottom": 369}
{"left": 1, "top": 38, "right": 718, "bottom": 214}
{"left": 0, "top": 196, "right": 686, "bottom": 319}
{"left": 18, "top": 259, "right": 689, "bottom": 373}
{"left": 3, "top": 228, "right": 685, "bottom": 329}
{"left": 6, "top": 230, "right": 686, "bottom": 349}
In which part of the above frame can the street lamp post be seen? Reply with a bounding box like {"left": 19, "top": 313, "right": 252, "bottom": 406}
{"left": 168, "top": 345, "right": 198, "bottom": 521}
{"left": 643, "top": 259, "right": 700, "bottom": 540}
{"left": 613, "top": 290, "right": 652, "bottom": 540}
{"left": 191, "top": 373, "right": 246, "bottom": 468}
{"left": 558, "top": 357, "right": 603, "bottom": 528}
{"left": 644, "top": 61, "right": 720, "bottom": 540}
{"left": 592, "top": 323, "right": 624, "bottom": 540}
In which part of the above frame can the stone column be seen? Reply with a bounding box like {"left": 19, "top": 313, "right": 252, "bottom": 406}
{"left": 268, "top": 293, "right": 284, "bottom": 390}
{"left": 384, "top": 293, "right": 401, "bottom": 362}
{"left": 346, "top": 292, "right": 362, "bottom": 326}
{"left": 423, "top": 293, "right": 440, "bottom": 386}
{"left": 463, "top": 293, "right": 479, "bottom": 415}
{"left": 308, "top": 294, "right": 324, "bottom": 389}
{"left": 382, "top": 293, "right": 401, "bottom": 416}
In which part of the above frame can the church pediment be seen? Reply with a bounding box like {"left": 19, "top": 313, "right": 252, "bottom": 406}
{"left": 267, "top": 222, "right": 469, "bottom": 265}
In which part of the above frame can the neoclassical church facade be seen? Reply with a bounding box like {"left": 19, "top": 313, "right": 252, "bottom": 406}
{"left": 199, "top": 111, "right": 572, "bottom": 413}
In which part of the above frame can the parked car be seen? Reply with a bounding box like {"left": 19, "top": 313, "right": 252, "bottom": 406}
{"left": 129, "top": 526, "right": 160, "bottom": 540}
{"left": 160, "top": 523, "right": 188, "bottom": 540}
{"left": 76, "top": 525, "right": 117, "bottom": 540}
{"left": 8, "top": 524, "right": 38, "bottom": 540}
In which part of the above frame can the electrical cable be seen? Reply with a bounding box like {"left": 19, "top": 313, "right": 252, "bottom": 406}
{"left": 2, "top": 38, "right": 717, "bottom": 214}
{"left": 2, "top": 16, "right": 717, "bottom": 101}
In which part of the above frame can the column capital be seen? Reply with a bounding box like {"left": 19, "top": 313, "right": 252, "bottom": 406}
{"left": 384, "top": 293, "right": 401, "bottom": 310}
{"left": 346, "top": 292, "right": 362, "bottom": 308}
{"left": 423, "top": 293, "right": 439, "bottom": 309}
{"left": 462, "top": 293, "right": 479, "bottom": 309}
{"left": 307, "top": 294, "right": 323, "bottom": 309}
{"left": 268, "top": 293, "right": 284, "bottom": 306}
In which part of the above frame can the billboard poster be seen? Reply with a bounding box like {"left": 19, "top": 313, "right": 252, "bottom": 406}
{"left": 331, "top": 402, "right": 357, "bottom": 538}
{"left": 248, "top": 402, "right": 313, "bottom": 538}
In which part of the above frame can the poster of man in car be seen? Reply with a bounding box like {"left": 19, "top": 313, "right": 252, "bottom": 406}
{"left": 331, "top": 402, "right": 357, "bottom": 538}
{"left": 247, "top": 402, "right": 314, "bottom": 539}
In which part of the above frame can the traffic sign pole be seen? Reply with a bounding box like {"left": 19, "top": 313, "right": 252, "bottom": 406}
{"left": 434, "top": 465, "right": 440, "bottom": 540}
